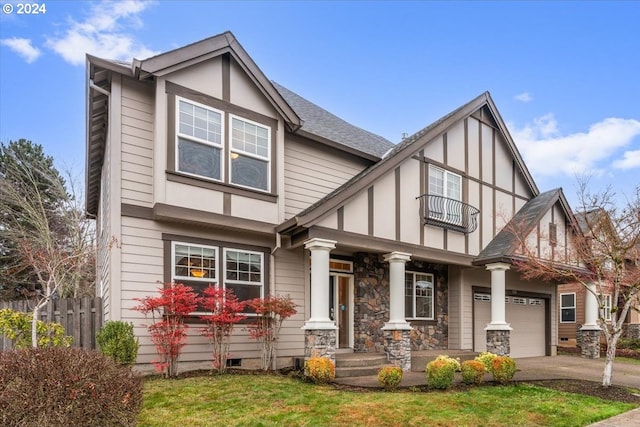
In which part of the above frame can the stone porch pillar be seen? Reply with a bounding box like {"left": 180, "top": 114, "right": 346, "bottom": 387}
{"left": 382, "top": 251, "right": 412, "bottom": 371}
{"left": 302, "top": 238, "right": 337, "bottom": 362}
{"left": 485, "top": 262, "right": 512, "bottom": 356}
{"left": 580, "top": 282, "right": 601, "bottom": 359}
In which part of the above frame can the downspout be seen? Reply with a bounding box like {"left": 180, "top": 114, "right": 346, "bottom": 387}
{"left": 270, "top": 232, "right": 281, "bottom": 370}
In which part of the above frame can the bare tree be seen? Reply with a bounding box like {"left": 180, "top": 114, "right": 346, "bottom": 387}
{"left": 0, "top": 142, "right": 95, "bottom": 346}
{"left": 511, "top": 180, "right": 639, "bottom": 387}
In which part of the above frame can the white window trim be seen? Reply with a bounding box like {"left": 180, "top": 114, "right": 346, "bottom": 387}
{"left": 406, "top": 271, "right": 435, "bottom": 320}
{"left": 229, "top": 114, "right": 271, "bottom": 192}
{"left": 428, "top": 164, "right": 463, "bottom": 225}
{"left": 175, "top": 96, "right": 225, "bottom": 182}
{"left": 170, "top": 242, "right": 265, "bottom": 316}
{"left": 223, "top": 247, "right": 265, "bottom": 300}
{"left": 600, "top": 294, "right": 612, "bottom": 322}
{"left": 560, "top": 292, "right": 576, "bottom": 323}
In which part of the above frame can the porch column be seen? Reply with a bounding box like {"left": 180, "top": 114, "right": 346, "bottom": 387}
{"left": 302, "top": 238, "right": 337, "bottom": 362}
{"left": 382, "top": 252, "right": 412, "bottom": 371}
{"left": 580, "top": 282, "right": 601, "bottom": 359}
{"left": 485, "top": 262, "right": 512, "bottom": 356}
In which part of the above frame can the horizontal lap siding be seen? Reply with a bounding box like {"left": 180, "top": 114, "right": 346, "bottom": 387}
{"left": 284, "top": 138, "right": 367, "bottom": 218}
{"left": 274, "top": 248, "right": 306, "bottom": 357}
{"left": 121, "top": 80, "right": 154, "bottom": 207}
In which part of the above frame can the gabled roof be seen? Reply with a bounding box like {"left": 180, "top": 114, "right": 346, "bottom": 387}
{"left": 472, "top": 188, "right": 576, "bottom": 265}
{"left": 273, "top": 82, "right": 393, "bottom": 160}
{"left": 86, "top": 31, "right": 394, "bottom": 216}
{"left": 278, "top": 91, "right": 539, "bottom": 235}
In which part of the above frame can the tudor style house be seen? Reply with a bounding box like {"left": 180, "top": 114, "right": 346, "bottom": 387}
{"left": 86, "top": 31, "right": 586, "bottom": 372}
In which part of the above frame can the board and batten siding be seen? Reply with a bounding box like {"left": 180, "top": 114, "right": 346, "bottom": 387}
{"left": 283, "top": 136, "right": 369, "bottom": 219}
{"left": 120, "top": 79, "right": 154, "bottom": 207}
{"left": 312, "top": 114, "right": 536, "bottom": 259}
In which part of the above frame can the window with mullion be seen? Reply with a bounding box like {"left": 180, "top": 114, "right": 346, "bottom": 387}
{"left": 176, "top": 97, "right": 224, "bottom": 181}
{"left": 172, "top": 242, "right": 218, "bottom": 314}
{"left": 560, "top": 293, "right": 576, "bottom": 323}
{"left": 223, "top": 248, "right": 264, "bottom": 314}
{"left": 229, "top": 115, "right": 270, "bottom": 192}
{"left": 428, "top": 165, "right": 462, "bottom": 225}
{"left": 600, "top": 294, "right": 612, "bottom": 321}
{"left": 405, "top": 272, "right": 434, "bottom": 320}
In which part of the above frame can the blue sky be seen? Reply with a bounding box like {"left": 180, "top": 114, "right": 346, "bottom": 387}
{"left": 1, "top": 0, "right": 639, "bottom": 210}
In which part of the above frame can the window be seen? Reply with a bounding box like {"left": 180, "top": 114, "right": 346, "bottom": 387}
{"left": 600, "top": 294, "right": 612, "bottom": 321}
{"left": 428, "top": 165, "right": 462, "bottom": 224}
{"left": 405, "top": 272, "right": 434, "bottom": 319}
{"left": 560, "top": 293, "right": 576, "bottom": 323}
{"left": 176, "top": 98, "right": 224, "bottom": 181}
{"left": 171, "top": 242, "right": 264, "bottom": 314}
{"left": 230, "top": 116, "right": 270, "bottom": 191}
{"left": 173, "top": 95, "right": 272, "bottom": 193}
{"left": 549, "top": 223, "right": 557, "bottom": 247}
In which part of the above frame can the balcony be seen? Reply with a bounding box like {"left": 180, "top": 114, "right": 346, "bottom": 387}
{"left": 416, "top": 194, "right": 480, "bottom": 233}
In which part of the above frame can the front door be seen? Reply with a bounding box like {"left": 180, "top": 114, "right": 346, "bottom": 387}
{"left": 329, "top": 274, "right": 353, "bottom": 348}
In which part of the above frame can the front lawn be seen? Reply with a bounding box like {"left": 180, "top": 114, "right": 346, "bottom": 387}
{"left": 139, "top": 374, "right": 636, "bottom": 427}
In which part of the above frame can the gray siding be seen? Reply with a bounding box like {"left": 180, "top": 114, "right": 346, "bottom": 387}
{"left": 284, "top": 136, "right": 369, "bottom": 218}
{"left": 121, "top": 79, "right": 154, "bottom": 207}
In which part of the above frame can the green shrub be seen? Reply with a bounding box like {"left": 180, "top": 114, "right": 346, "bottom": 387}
{"left": 475, "top": 351, "right": 497, "bottom": 373}
{"left": 426, "top": 355, "right": 460, "bottom": 389}
{"left": 304, "top": 356, "right": 335, "bottom": 384}
{"left": 0, "top": 308, "right": 72, "bottom": 348}
{"left": 491, "top": 355, "right": 517, "bottom": 384}
{"left": 377, "top": 366, "right": 403, "bottom": 391}
{"left": 97, "top": 321, "right": 139, "bottom": 366}
{"left": 618, "top": 338, "right": 640, "bottom": 350}
{"left": 0, "top": 347, "right": 142, "bottom": 427}
{"left": 461, "top": 360, "right": 486, "bottom": 385}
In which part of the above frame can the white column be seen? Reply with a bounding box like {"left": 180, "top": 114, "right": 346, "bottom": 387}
{"left": 382, "top": 251, "right": 412, "bottom": 331}
{"left": 485, "top": 262, "right": 512, "bottom": 330}
{"left": 581, "top": 282, "right": 601, "bottom": 330}
{"left": 302, "top": 238, "right": 337, "bottom": 330}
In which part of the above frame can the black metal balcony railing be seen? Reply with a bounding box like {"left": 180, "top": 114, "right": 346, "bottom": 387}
{"left": 416, "top": 194, "right": 480, "bottom": 233}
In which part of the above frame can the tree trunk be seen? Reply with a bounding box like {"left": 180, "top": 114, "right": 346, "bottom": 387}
{"left": 31, "top": 304, "right": 40, "bottom": 347}
{"left": 602, "top": 333, "right": 620, "bottom": 387}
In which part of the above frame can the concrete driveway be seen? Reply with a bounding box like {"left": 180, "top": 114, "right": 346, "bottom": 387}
{"left": 514, "top": 355, "right": 640, "bottom": 389}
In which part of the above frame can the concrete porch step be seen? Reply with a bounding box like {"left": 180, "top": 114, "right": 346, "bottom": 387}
{"left": 335, "top": 353, "right": 388, "bottom": 378}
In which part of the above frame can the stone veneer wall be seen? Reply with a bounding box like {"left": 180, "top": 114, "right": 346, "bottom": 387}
{"left": 352, "top": 253, "right": 448, "bottom": 352}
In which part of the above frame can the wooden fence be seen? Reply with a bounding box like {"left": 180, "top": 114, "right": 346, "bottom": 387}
{"left": 0, "top": 297, "right": 103, "bottom": 351}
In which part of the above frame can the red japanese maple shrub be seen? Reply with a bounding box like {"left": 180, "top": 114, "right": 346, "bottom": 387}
{"left": 199, "top": 286, "right": 246, "bottom": 373}
{"left": 132, "top": 282, "right": 201, "bottom": 378}
{"left": 246, "top": 295, "right": 297, "bottom": 370}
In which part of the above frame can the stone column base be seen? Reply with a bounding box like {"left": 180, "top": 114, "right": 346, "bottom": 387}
{"left": 486, "top": 329, "right": 510, "bottom": 356}
{"left": 304, "top": 329, "right": 337, "bottom": 363}
{"left": 383, "top": 329, "right": 411, "bottom": 371}
{"left": 581, "top": 329, "right": 601, "bottom": 359}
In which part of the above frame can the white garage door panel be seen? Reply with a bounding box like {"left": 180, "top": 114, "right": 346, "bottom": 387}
{"left": 474, "top": 294, "right": 546, "bottom": 358}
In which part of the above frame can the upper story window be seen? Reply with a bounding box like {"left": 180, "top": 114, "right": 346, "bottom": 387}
{"left": 173, "top": 94, "right": 272, "bottom": 193}
{"left": 428, "top": 165, "right": 462, "bottom": 224}
{"left": 405, "top": 272, "right": 434, "bottom": 320}
{"left": 560, "top": 293, "right": 576, "bottom": 323}
{"left": 230, "top": 116, "right": 270, "bottom": 191}
{"left": 177, "top": 98, "right": 224, "bottom": 181}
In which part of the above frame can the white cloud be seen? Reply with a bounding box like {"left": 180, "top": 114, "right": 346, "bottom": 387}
{"left": 612, "top": 150, "right": 640, "bottom": 170}
{"left": 514, "top": 92, "right": 533, "bottom": 103}
{"left": 511, "top": 115, "right": 640, "bottom": 177}
{"left": 1, "top": 37, "right": 41, "bottom": 63}
{"left": 45, "top": 0, "right": 156, "bottom": 66}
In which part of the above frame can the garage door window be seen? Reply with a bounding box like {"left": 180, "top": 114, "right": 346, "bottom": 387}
{"left": 560, "top": 293, "right": 576, "bottom": 323}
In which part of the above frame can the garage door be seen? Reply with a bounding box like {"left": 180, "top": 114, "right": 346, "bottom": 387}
{"left": 474, "top": 293, "right": 546, "bottom": 358}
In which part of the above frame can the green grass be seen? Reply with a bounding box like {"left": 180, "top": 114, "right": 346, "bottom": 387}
{"left": 139, "top": 374, "right": 636, "bottom": 427}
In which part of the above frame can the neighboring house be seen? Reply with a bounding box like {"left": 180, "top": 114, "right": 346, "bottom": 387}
{"left": 86, "top": 31, "right": 583, "bottom": 372}
{"left": 557, "top": 209, "right": 640, "bottom": 347}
